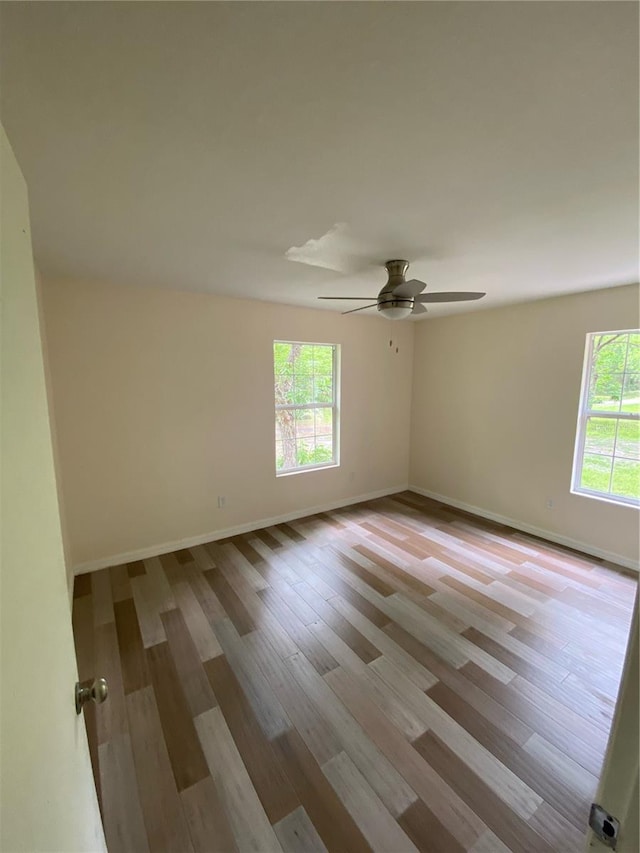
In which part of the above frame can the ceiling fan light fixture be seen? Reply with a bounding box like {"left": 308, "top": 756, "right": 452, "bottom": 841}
{"left": 377, "top": 299, "right": 414, "bottom": 320}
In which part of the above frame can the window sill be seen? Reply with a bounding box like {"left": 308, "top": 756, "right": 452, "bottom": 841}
{"left": 571, "top": 487, "right": 639, "bottom": 509}
{"left": 276, "top": 463, "right": 340, "bottom": 478}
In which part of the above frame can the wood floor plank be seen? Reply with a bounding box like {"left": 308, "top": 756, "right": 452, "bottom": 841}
{"left": 303, "top": 559, "right": 394, "bottom": 627}
{"left": 174, "top": 548, "right": 194, "bottom": 565}
{"left": 92, "top": 568, "right": 115, "bottom": 626}
{"left": 286, "top": 652, "right": 417, "bottom": 819}
{"left": 407, "top": 691, "right": 543, "bottom": 820}
{"left": 309, "top": 620, "right": 428, "bottom": 741}
{"left": 323, "top": 751, "right": 419, "bottom": 853}
{"left": 330, "top": 594, "right": 438, "bottom": 691}
{"left": 383, "top": 593, "right": 516, "bottom": 682}
{"left": 146, "top": 641, "right": 210, "bottom": 791}
{"left": 181, "top": 777, "right": 239, "bottom": 853}
{"left": 462, "top": 625, "right": 569, "bottom": 685}
{"left": 131, "top": 574, "right": 167, "bottom": 648}
{"left": 214, "top": 617, "right": 292, "bottom": 740}
{"left": 95, "top": 621, "right": 128, "bottom": 745}
{"left": 426, "top": 680, "right": 593, "bottom": 830}
{"left": 527, "top": 801, "right": 587, "bottom": 853}
{"left": 413, "top": 731, "right": 554, "bottom": 853}
{"left": 254, "top": 527, "right": 284, "bottom": 551}
{"left": 522, "top": 732, "right": 599, "bottom": 805}
{"left": 205, "top": 568, "right": 255, "bottom": 635}
{"left": 73, "top": 572, "right": 92, "bottom": 598}
{"left": 297, "top": 581, "right": 384, "bottom": 665}
{"left": 397, "top": 799, "right": 466, "bottom": 853}
{"left": 143, "top": 555, "right": 177, "bottom": 612}
{"left": 109, "top": 564, "right": 133, "bottom": 603}
{"left": 161, "top": 608, "right": 217, "bottom": 717}
{"left": 244, "top": 631, "right": 343, "bottom": 767}
{"left": 221, "top": 540, "right": 271, "bottom": 592}
{"left": 172, "top": 579, "right": 224, "bottom": 662}
{"left": 257, "top": 585, "right": 339, "bottom": 676}
{"left": 274, "top": 806, "right": 328, "bottom": 853}
{"left": 384, "top": 622, "right": 533, "bottom": 744}
{"left": 195, "top": 707, "right": 284, "bottom": 852}
{"left": 114, "top": 598, "right": 151, "bottom": 695}
{"left": 98, "top": 734, "right": 149, "bottom": 853}
{"left": 272, "top": 729, "right": 372, "bottom": 853}
{"left": 326, "top": 665, "right": 487, "bottom": 850}
{"left": 127, "top": 560, "right": 146, "bottom": 577}
{"left": 326, "top": 545, "right": 396, "bottom": 597}
{"left": 126, "top": 686, "right": 194, "bottom": 852}
{"left": 461, "top": 662, "right": 606, "bottom": 776}
{"left": 204, "top": 654, "right": 299, "bottom": 824}
{"left": 188, "top": 566, "right": 228, "bottom": 623}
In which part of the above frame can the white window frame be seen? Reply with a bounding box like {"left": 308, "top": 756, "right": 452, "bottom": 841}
{"left": 571, "top": 329, "right": 640, "bottom": 508}
{"left": 274, "top": 341, "right": 340, "bottom": 476}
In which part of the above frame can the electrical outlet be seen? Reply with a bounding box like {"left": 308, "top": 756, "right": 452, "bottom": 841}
{"left": 217, "top": 496, "right": 226, "bottom": 509}
{"left": 546, "top": 498, "right": 554, "bottom": 509}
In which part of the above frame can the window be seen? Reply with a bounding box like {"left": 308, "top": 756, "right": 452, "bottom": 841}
{"left": 274, "top": 341, "right": 339, "bottom": 475}
{"left": 572, "top": 330, "right": 640, "bottom": 507}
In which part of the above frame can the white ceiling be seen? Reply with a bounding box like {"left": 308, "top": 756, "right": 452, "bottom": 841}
{"left": 1, "top": 2, "right": 638, "bottom": 318}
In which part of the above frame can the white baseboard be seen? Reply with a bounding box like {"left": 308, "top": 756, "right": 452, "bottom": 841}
{"left": 72, "top": 484, "right": 409, "bottom": 575}
{"left": 408, "top": 485, "right": 639, "bottom": 573}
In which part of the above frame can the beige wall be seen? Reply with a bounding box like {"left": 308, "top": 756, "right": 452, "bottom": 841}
{"left": 1, "top": 127, "right": 105, "bottom": 850}
{"left": 41, "top": 278, "right": 414, "bottom": 569}
{"left": 410, "top": 284, "right": 640, "bottom": 568}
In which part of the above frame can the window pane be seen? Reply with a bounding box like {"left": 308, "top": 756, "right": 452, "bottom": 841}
{"left": 584, "top": 417, "right": 617, "bottom": 456}
{"left": 621, "top": 374, "right": 640, "bottom": 412}
{"left": 611, "top": 458, "right": 640, "bottom": 500}
{"left": 293, "top": 345, "right": 314, "bottom": 374}
{"left": 313, "top": 345, "right": 334, "bottom": 375}
{"left": 274, "top": 342, "right": 294, "bottom": 375}
{"left": 294, "top": 375, "right": 313, "bottom": 404}
{"left": 294, "top": 409, "right": 314, "bottom": 441}
{"left": 315, "top": 435, "right": 334, "bottom": 463}
{"left": 592, "top": 334, "right": 628, "bottom": 375}
{"left": 296, "top": 437, "right": 315, "bottom": 467}
{"left": 626, "top": 334, "right": 640, "bottom": 372}
{"left": 277, "top": 437, "right": 296, "bottom": 470}
{"left": 581, "top": 453, "right": 613, "bottom": 492}
{"left": 616, "top": 419, "right": 640, "bottom": 461}
{"left": 275, "top": 440, "right": 284, "bottom": 471}
{"left": 314, "top": 408, "right": 333, "bottom": 436}
{"left": 588, "top": 373, "right": 623, "bottom": 412}
{"left": 313, "top": 375, "right": 333, "bottom": 403}
{"left": 274, "top": 373, "right": 295, "bottom": 406}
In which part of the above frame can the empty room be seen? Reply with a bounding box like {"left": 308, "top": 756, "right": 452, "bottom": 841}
{"left": 1, "top": 2, "right": 639, "bottom": 852}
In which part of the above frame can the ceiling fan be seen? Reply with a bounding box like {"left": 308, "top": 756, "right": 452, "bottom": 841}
{"left": 318, "top": 260, "right": 485, "bottom": 319}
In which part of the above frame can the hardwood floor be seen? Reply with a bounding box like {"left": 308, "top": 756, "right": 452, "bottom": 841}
{"left": 72, "top": 492, "right": 637, "bottom": 853}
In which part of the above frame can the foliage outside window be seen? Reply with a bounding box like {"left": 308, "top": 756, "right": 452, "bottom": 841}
{"left": 572, "top": 330, "right": 640, "bottom": 506}
{"left": 274, "top": 341, "right": 339, "bottom": 474}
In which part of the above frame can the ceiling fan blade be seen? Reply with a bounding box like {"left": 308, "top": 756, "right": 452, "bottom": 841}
{"left": 317, "top": 296, "right": 378, "bottom": 301}
{"left": 341, "top": 304, "right": 378, "bottom": 315}
{"left": 412, "top": 302, "right": 428, "bottom": 315}
{"left": 416, "top": 291, "right": 486, "bottom": 303}
{"left": 393, "top": 278, "right": 426, "bottom": 298}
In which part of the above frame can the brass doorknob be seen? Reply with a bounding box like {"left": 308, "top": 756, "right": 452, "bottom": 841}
{"left": 75, "top": 678, "right": 108, "bottom": 714}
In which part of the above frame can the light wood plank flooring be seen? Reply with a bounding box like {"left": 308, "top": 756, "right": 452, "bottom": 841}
{"left": 73, "top": 492, "right": 638, "bottom": 853}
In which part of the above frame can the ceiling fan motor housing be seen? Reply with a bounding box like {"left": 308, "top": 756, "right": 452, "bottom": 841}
{"left": 377, "top": 260, "right": 414, "bottom": 319}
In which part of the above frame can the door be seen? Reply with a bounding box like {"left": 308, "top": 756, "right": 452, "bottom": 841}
{"left": 587, "top": 591, "right": 639, "bottom": 851}
{"left": 0, "top": 125, "right": 106, "bottom": 851}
